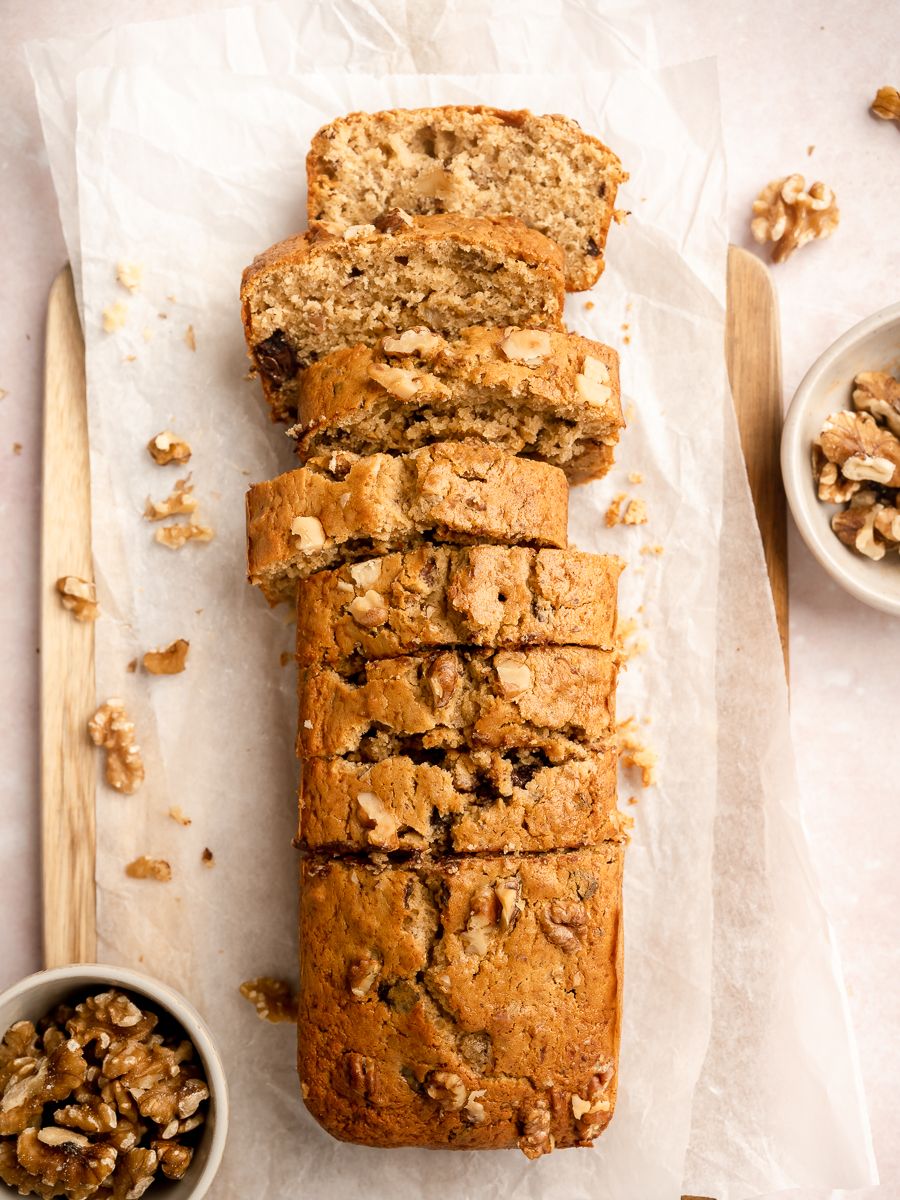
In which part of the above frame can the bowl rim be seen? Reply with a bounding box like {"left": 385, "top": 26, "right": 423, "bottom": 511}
{"left": 0, "top": 963, "right": 229, "bottom": 1200}
{"left": 781, "top": 298, "right": 900, "bottom": 617}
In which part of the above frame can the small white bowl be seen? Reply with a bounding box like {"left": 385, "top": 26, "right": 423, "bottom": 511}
{"left": 782, "top": 301, "right": 900, "bottom": 616}
{"left": 0, "top": 964, "right": 228, "bottom": 1200}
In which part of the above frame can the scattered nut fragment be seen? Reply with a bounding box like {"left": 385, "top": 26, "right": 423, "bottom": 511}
{"left": 820, "top": 410, "right": 900, "bottom": 485}
{"left": 348, "top": 590, "right": 389, "bottom": 627}
{"left": 425, "top": 1070, "right": 467, "bottom": 1111}
{"left": 347, "top": 955, "right": 381, "bottom": 999}
{"left": 291, "top": 515, "right": 327, "bottom": 551}
{"left": 366, "top": 362, "right": 424, "bottom": 400}
{"left": 88, "top": 699, "right": 144, "bottom": 795}
{"left": 348, "top": 559, "right": 381, "bottom": 589}
{"left": 750, "top": 174, "right": 839, "bottom": 263}
{"left": 356, "top": 792, "right": 399, "bottom": 850}
{"left": 167, "top": 806, "right": 191, "bottom": 825}
{"left": 343, "top": 223, "right": 376, "bottom": 241}
{"left": 183, "top": 325, "right": 196, "bottom": 352}
{"left": 518, "top": 1096, "right": 554, "bottom": 1159}
{"left": 117, "top": 260, "right": 143, "bottom": 293}
{"left": 872, "top": 86, "right": 900, "bottom": 121}
{"left": 239, "top": 978, "right": 298, "bottom": 1024}
{"left": 574, "top": 355, "right": 613, "bottom": 407}
{"left": 426, "top": 651, "right": 458, "bottom": 709}
{"left": 201, "top": 848, "right": 215, "bottom": 868}
{"left": 125, "top": 856, "right": 172, "bottom": 882}
{"left": 103, "top": 301, "right": 128, "bottom": 332}
{"left": 154, "top": 519, "right": 215, "bottom": 548}
{"left": 56, "top": 576, "right": 100, "bottom": 622}
{"left": 382, "top": 327, "right": 441, "bottom": 355}
{"left": 143, "top": 477, "right": 198, "bottom": 521}
{"left": 538, "top": 900, "right": 588, "bottom": 954}
{"left": 853, "top": 371, "right": 900, "bottom": 437}
{"left": 498, "top": 328, "right": 552, "bottom": 365}
{"left": 142, "top": 639, "right": 190, "bottom": 675}
{"left": 622, "top": 498, "right": 648, "bottom": 525}
{"left": 147, "top": 430, "right": 191, "bottom": 466}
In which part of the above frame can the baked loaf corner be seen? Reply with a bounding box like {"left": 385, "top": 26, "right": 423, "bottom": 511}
{"left": 306, "top": 105, "right": 628, "bottom": 292}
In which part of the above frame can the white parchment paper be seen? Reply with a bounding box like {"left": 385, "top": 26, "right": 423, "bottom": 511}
{"left": 27, "top": 3, "right": 876, "bottom": 1197}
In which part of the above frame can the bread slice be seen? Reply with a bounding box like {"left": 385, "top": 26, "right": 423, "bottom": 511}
{"left": 247, "top": 442, "right": 568, "bottom": 604}
{"left": 298, "top": 846, "right": 623, "bottom": 1152}
{"left": 284, "top": 325, "right": 623, "bottom": 484}
{"left": 299, "top": 748, "right": 623, "bottom": 855}
{"left": 241, "top": 213, "right": 565, "bottom": 415}
{"left": 306, "top": 105, "right": 628, "bottom": 292}
{"left": 296, "top": 645, "right": 618, "bottom": 760}
{"left": 295, "top": 544, "right": 622, "bottom": 673}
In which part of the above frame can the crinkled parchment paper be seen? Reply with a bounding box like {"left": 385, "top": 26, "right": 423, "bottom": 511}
{"left": 27, "top": 3, "right": 875, "bottom": 1197}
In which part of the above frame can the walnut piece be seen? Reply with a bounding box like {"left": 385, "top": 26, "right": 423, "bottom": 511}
{"left": 153, "top": 519, "right": 215, "bottom": 548}
{"left": 343, "top": 223, "right": 376, "bottom": 241}
{"left": 150, "top": 1138, "right": 192, "bottom": 1181}
{"left": 366, "top": 362, "right": 425, "bottom": 400}
{"left": 107, "top": 1146, "right": 158, "bottom": 1200}
{"left": 0, "top": 1040, "right": 86, "bottom": 1136}
{"left": 873, "top": 85, "right": 900, "bottom": 120}
{"left": 464, "top": 1088, "right": 487, "bottom": 1123}
{"left": 382, "top": 327, "right": 441, "bottom": 356}
{"left": 347, "top": 955, "right": 381, "bottom": 999}
{"left": 125, "top": 857, "right": 172, "bottom": 882}
{"left": 820, "top": 409, "right": 900, "bottom": 485}
{"left": 66, "top": 991, "right": 157, "bottom": 1054}
{"left": 518, "top": 1096, "right": 554, "bottom": 1159}
{"left": 348, "top": 559, "right": 382, "bottom": 589}
{"left": 291, "top": 515, "right": 327, "bottom": 551}
{"left": 54, "top": 1085, "right": 118, "bottom": 1134}
{"left": 142, "top": 640, "right": 189, "bottom": 675}
{"left": 346, "top": 1054, "right": 379, "bottom": 1101}
{"left": 373, "top": 207, "right": 415, "bottom": 234}
{"left": 498, "top": 328, "right": 552, "bottom": 365}
{"left": 0, "top": 1021, "right": 39, "bottom": 1067}
{"left": 539, "top": 900, "right": 588, "bottom": 954}
{"left": 832, "top": 505, "right": 886, "bottom": 560}
{"left": 239, "top": 977, "right": 298, "bottom": 1024}
{"left": 571, "top": 1065, "right": 615, "bottom": 1139}
{"left": 875, "top": 506, "right": 900, "bottom": 544}
{"left": 143, "top": 478, "right": 199, "bottom": 521}
{"left": 425, "top": 1070, "right": 467, "bottom": 1111}
{"left": 88, "top": 700, "right": 144, "bottom": 795}
{"left": 750, "top": 174, "right": 839, "bottom": 263}
{"left": 494, "top": 651, "right": 532, "bottom": 699}
{"left": 853, "top": 371, "right": 900, "bottom": 437}
{"left": 348, "top": 590, "right": 389, "bottom": 627}
{"left": 495, "top": 877, "right": 524, "bottom": 932}
{"left": 814, "top": 456, "right": 860, "bottom": 504}
{"left": 426, "top": 651, "right": 458, "bottom": 708}
{"left": 117, "top": 260, "right": 144, "bottom": 293}
{"left": 356, "top": 791, "right": 399, "bottom": 850}
{"left": 574, "top": 355, "right": 613, "bottom": 407}
{"left": 147, "top": 431, "right": 191, "bottom": 466}
{"left": 460, "top": 886, "right": 499, "bottom": 956}
{"left": 16, "top": 1126, "right": 117, "bottom": 1199}
{"left": 56, "top": 576, "right": 100, "bottom": 622}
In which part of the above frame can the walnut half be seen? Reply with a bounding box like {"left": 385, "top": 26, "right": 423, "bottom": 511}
{"left": 56, "top": 576, "right": 100, "bottom": 622}
{"left": 751, "top": 174, "right": 839, "bottom": 263}
{"left": 88, "top": 699, "right": 144, "bottom": 795}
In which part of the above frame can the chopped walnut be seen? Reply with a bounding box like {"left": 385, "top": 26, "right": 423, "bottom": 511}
{"left": 539, "top": 901, "right": 588, "bottom": 954}
{"left": 143, "top": 478, "right": 198, "bottom": 521}
{"left": 425, "top": 1070, "right": 467, "bottom": 1111}
{"left": 15, "top": 1126, "right": 117, "bottom": 1199}
{"left": 349, "top": 590, "right": 389, "bottom": 627}
{"left": 832, "top": 505, "right": 887, "bottom": 560}
{"left": 348, "top": 559, "right": 382, "bottom": 589}
{"left": 343, "top": 223, "right": 376, "bottom": 241}
{"left": 56, "top": 576, "right": 100, "bottom": 622}
{"left": 873, "top": 85, "right": 900, "bottom": 120}
{"left": 154, "top": 518, "right": 215, "bottom": 548}
{"left": 107, "top": 1147, "right": 159, "bottom": 1200}
{"left": 464, "top": 1088, "right": 487, "bottom": 1123}
{"left": 821, "top": 409, "right": 900, "bottom": 484}
{"left": 346, "top": 1054, "right": 379, "bottom": 1102}
{"left": 117, "top": 260, "right": 144, "bottom": 293}
{"left": 382, "top": 327, "right": 441, "bottom": 356}
{"left": 498, "top": 328, "right": 552, "bottom": 365}
{"left": 853, "top": 371, "right": 900, "bottom": 437}
{"left": 575, "top": 356, "right": 613, "bottom": 407}
{"left": 347, "top": 955, "right": 381, "bottom": 999}
{"left": 366, "top": 362, "right": 434, "bottom": 401}
{"left": 815, "top": 458, "right": 860, "bottom": 504}
{"left": 125, "top": 857, "right": 172, "bottom": 882}
{"left": 134, "top": 1071, "right": 208, "bottom": 1128}
{"left": 494, "top": 877, "right": 524, "bottom": 932}
{"left": 426, "top": 651, "right": 458, "bottom": 708}
{"left": 494, "top": 651, "right": 532, "bottom": 699}
{"left": 572, "top": 1066, "right": 614, "bottom": 1139}
{"left": 150, "top": 1138, "right": 192, "bottom": 1180}
{"left": 622, "top": 498, "right": 647, "bottom": 525}
{"left": 54, "top": 1085, "right": 118, "bottom": 1134}
{"left": 0, "top": 1041, "right": 86, "bottom": 1136}
{"left": 518, "top": 1096, "right": 554, "bottom": 1159}
{"left": 103, "top": 301, "right": 128, "bottom": 332}
{"left": 67, "top": 991, "right": 157, "bottom": 1053}
{"left": 875, "top": 506, "right": 900, "bottom": 543}
{"left": 460, "top": 886, "right": 499, "bottom": 956}
{"left": 291, "top": 515, "right": 327, "bottom": 551}
{"left": 142, "top": 639, "right": 189, "bottom": 675}
{"left": 373, "top": 207, "right": 415, "bottom": 234}
{"left": 356, "top": 791, "right": 399, "bottom": 850}
{"left": 750, "top": 174, "right": 839, "bottom": 263}
{"left": 88, "top": 700, "right": 144, "bottom": 795}
{"left": 0, "top": 1021, "right": 39, "bottom": 1067}
{"left": 239, "top": 978, "right": 298, "bottom": 1024}
{"left": 147, "top": 431, "right": 191, "bottom": 466}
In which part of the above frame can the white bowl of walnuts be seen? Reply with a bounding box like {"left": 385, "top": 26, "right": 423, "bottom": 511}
{"left": 0, "top": 964, "right": 228, "bottom": 1200}
{"left": 782, "top": 301, "right": 900, "bottom": 616}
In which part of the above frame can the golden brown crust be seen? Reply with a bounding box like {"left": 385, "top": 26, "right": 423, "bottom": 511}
{"left": 296, "top": 645, "right": 618, "bottom": 760}
{"left": 297, "top": 847, "right": 623, "bottom": 1150}
{"left": 295, "top": 545, "right": 622, "bottom": 672}
{"left": 299, "top": 749, "right": 623, "bottom": 855}
{"left": 280, "top": 325, "right": 624, "bottom": 485}
{"left": 306, "top": 105, "right": 627, "bottom": 291}
{"left": 246, "top": 444, "right": 569, "bottom": 603}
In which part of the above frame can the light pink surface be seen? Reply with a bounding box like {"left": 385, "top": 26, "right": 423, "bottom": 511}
{"left": 1, "top": 3, "right": 897, "bottom": 1198}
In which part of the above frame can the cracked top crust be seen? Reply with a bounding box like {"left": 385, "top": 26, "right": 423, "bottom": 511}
{"left": 297, "top": 847, "right": 623, "bottom": 1150}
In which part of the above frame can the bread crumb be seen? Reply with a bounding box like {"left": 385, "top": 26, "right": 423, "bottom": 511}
{"left": 122, "top": 355, "right": 136, "bottom": 363}
{"left": 605, "top": 493, "right": 626, "bottom": 527}
{"left": 184, "top": 325, "right": 196, "bottom": 351}
{"left": 103, "top": 301, "right": 128, "bottom": 332}
{"left": 167, "top": 294, "right": 177, "bottom": 303}
{"left": 623, "top": 498, "right": 648, "bottom": 525}
{"left": 117, "top": 260, "right": 143, "bottom": 292}
{"left": 807, "top": 145, "right": 815, "bottom": 156}
{"left": 201, "top": 848, "right": 215, "bottom": 868}
{"left": 126, "top": 856, "right": 171, "bottom": 882}
{"left": 280, "top": 651, "right": 292, "bottom": 667}
{"left": 625, "top": 402, "right": 635, "bottom": 422}
{"left": 627, "top": 796, "right": 638, "bottom": 805}
{"left": 142, "top": 327, "right": 154, "bottom": 342}
{"left": 616, "top": 716, "right": 659, "bottom": 787}
{"left": 168, "top": 806, "right": 191, "bottom": 825}
{"left": 640, "top": 544, "right": 664, "bottom": 556}
{"left": 13, "top": 442, "right": 22, "bottom": 455}
{"left": 585, "top": 301, "right": 595, "bottom": 311}
{"left": 624, "top": 335, "right": 631, "bottom": 344}
{"left": 126, "top": 658, "right": 137, "bottom": 673}
{"left": 628, "top": 472, "right": 643, "bottom": 484}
